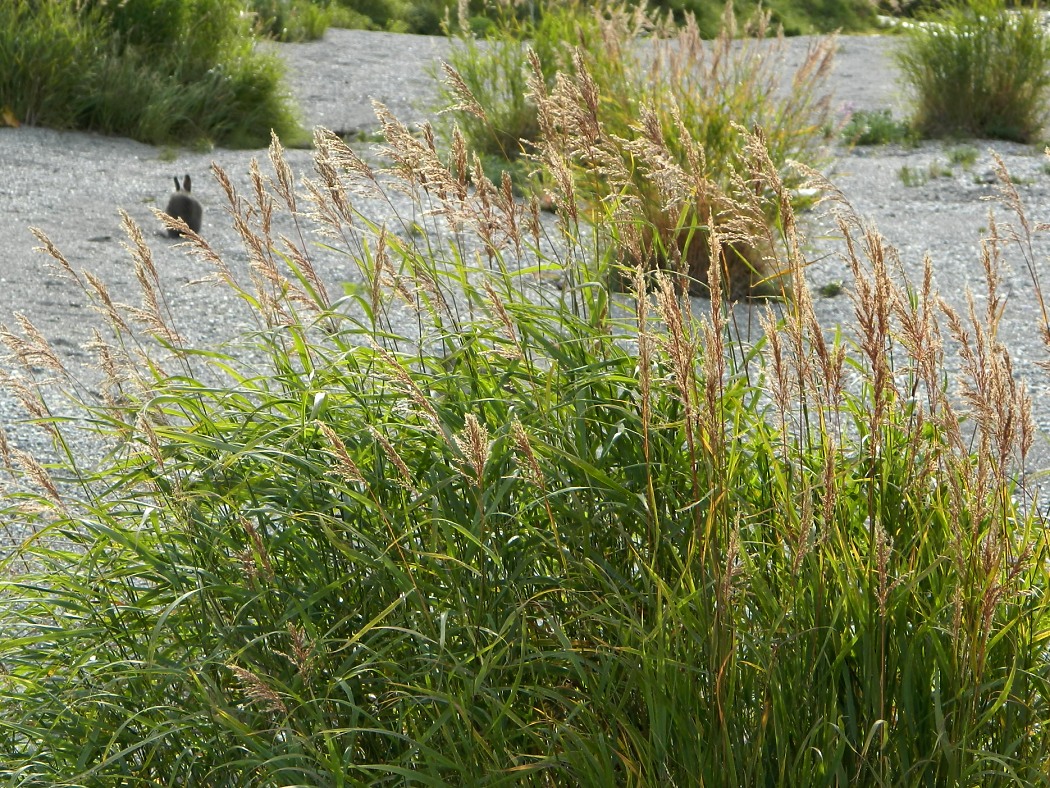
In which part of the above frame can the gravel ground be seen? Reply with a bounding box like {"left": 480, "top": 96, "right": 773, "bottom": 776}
{"left": 2, "top": 29, "right": 1050, "bottom": 514}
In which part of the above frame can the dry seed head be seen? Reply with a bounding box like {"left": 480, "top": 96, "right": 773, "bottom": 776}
{"left": 317, "top": 421, "right": 365, "bottom": 484}
{"left": 451, "top": 125, "right": 469, "bottom": 189}
{"left": 248, "top": 158, "right": 276, "bottom": 241}
{"left": 12, "top": 448, "right": 64, "bottom": 510}
{"left": 120, "top": 210, "right": 164, "bottom": 297}
{"left": 30, "top": 227, "right": 84, "bottom": 290}
{"left": 240, "top": 516, "right": 274, "bottom": 582}
{"left": 758, "top": 306, "right": 791, "bottom": 422}
{"left": 368, "top": 425, "right": 415, "bottom": 489}
{"left": 268, "top": 130, "right": 297, "bottom": 214}
{"left": 720, "top": 524, "right": 746, "bottom": 604}
{"left": 373, "top": 102, "right": 452, "bottom": 199}
{"left": 228, "top": 665, "right": 288, "bottom": 715}
{"left": 135, "top": 410, "right": 165, "bottom": 471}
{"left": 511, "top": 419, "right": 544, "bottom": 488}
{"left": 0, "top": 370, "right": 49, "bottom": 424}
{"left": 991, "top": 152, "right": 1030, "bottom": 239}
{"left": 2, "top": 314, "right": 64, "bottom": 375}
{"left": 314, "top": 127, "right": 378, "bottom": 189}
{"left": 374, "top": 344, "right": 442, "bottom": 430}
{"left": 484, "top": 281, "right": 521, "bottom": 353}
{"left": 655, "top": 273, "right": 695, "bottom": 420}
{"left": 302, "top": 173, "right": 354, "bottom": 237}
{"left": 279, "top": 235, "right": 329, "bottom": 310}
{"left": 125, "top": 224, "right": 184, "bottom": 348}
{"left": 83, "top": 270, "right": 132, "bottom": 336}
{"left": 278, "top": 622, "right": 315, "bottom": 682}
{"left": 441, "top": 63, "right": 487, "bottom": 121}
{"left": 456, "top": 413, "right": 489, "bottom": 485}
{"left": 0, "top": 425, "right": 10, "bottom": 471}
{"left": 525, "top": 49, "right": 555, "bottom": 142}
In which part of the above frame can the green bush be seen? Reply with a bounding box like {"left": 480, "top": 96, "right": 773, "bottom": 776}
{"left": 1, "top": 113, "right": 1049, "bottom": 784}
{"left": 896, "top": 0, "right": 1050, "bottom": 142}
{"left": 0, "top": 0, "right": 303, "bottom": 148}
{"left": 327, "top": 0, "right": 451, "bottom": 33}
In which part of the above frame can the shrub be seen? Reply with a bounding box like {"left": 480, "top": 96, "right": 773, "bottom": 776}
{"left": 440, "top": 2, "right": 835, "bottom": 298}
{"left": 896, "top": 0, "right": 1050, "bottom": 142}
{"left": 0, "top": 0, "right": 303, "bottom": 147}
{"left": 326, "top": 0, "right": 449, "bottom": 33}
{"left": 1, "top": 108, "right": 1049, "bottom": 784}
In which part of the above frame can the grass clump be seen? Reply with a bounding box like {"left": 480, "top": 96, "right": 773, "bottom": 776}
{"left": 441, "top": 1, "right": 835, "bottom": 298}
{"left": 249, "top": 0, "right": 331, "bottom": 41}
{"left": 896, "top": 0, "right": 1050, "bottom": 142}
{"left": 947, "top": 143, "right": 979, "bottom": 168}
{"left": 841, "top": 107, "right": 916, "bottom": 146}
{"left": 0, "top": 0, "right": 302, "bottom": 148}
{"left": 1, "top": 97, "right": 1050, "bottom": 782}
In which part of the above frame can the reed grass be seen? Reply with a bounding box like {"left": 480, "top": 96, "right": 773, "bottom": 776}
{"left": 1, "top": 71, "right": 1049, "bottom": 786}
{"left": 441, "top": 1, "right": 835, "bottom": 299}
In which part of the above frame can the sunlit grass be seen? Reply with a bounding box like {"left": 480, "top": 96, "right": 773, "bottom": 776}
{"left": 0, "top": 100, "right": 1048, "bottom": 783}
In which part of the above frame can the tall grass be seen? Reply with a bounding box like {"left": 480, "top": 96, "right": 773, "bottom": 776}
{"left": 896, "top": 0, "right": 1050, "bottom": 142}
{"left": 441, "top": 1, "right": 835, "bottom": 298}
{"left": 0, "top": 0, "right": 302, "bottom": 148}
{"left": 1, "top": 74, "right": 1049, "bottom": 783}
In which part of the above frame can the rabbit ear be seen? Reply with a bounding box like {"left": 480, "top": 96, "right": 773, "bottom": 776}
{"left": 183, "top": 174, "right": 192, "bottom": 193}
{"left": 173, "top": 176, "right": 181, "bottom": 191}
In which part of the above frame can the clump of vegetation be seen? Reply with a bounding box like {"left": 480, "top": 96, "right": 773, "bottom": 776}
{"left": 0, "top": 0, "right": 303, "bottom": 147}
{"left": 896, "top": 0, "right": 1050, "bottom": 142}
{"left": 898, "top": 158, "right": 956, "bottom": 186}
{"left": 841, "top": 107, "right": 916, "bottom": 146}
{"left": 947, "top": 143, "right": 979, "bottom": 169}
{"left": 441, "top": 0, "right": 835, "bottom": 298}
{"left": 1, "top": 93, "right": 1050, "bottom": 782}
{"left": 323, "top": 0, "right": 451, "bottom": 33}
{"left": 249, "top": 0, "right": 331, "bottom": 41}
{"left": 647, "top": 0, "right": 877, "bottom": 36}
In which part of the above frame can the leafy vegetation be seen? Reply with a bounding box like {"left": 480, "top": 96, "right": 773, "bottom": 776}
{"left": 0, "top": 0, "right": 303, "bottom": 148}
{"left": 249, "top": 0, "right": 332, "bottom": 41}
{"left": 896, "top": 0, "right": 1050, "bottom": 142}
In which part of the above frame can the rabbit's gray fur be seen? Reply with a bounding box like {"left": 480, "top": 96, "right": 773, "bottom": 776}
{"left": 164, "top": 174, "right": 202, "bottom": 237}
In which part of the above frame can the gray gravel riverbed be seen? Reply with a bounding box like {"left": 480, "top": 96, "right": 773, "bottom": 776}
{"left": 2, "top": 29, "right": 1050, "bottom": 541}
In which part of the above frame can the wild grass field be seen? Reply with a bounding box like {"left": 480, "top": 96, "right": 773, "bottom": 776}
{"left": 2, "top": 0, "right": 1050, "bottom": 784}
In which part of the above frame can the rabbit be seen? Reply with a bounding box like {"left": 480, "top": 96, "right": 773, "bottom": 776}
{"left": 164, "top": 174, "right": 203, "bottom": 238}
